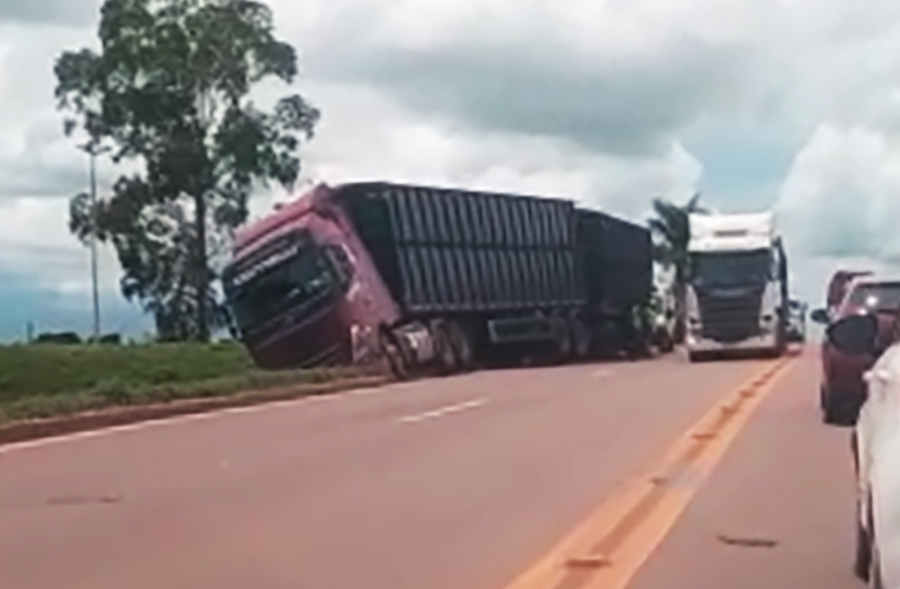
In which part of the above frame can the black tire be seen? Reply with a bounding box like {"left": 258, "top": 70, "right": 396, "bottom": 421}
{"left": 378, "top": 329, "right": 407, "bottom": 380}
{"left": 431, "top": 321, "right": 459, "bottom": 375}
{"left": 550, "top": 314, "right": 574, "bottom": 364}
{"left": 569, "top": 314, "right": 592, "bottom": 360}
{"left": 657, "top": 331, "right": 675, "bottom": 354}
{"left": 447, "top": 319, "right": 476, "bottom": 372}
{"left": 822, "top": 392, "right": 855, "bottom": 426}
{"left": 822, "top": 397, "right": 842, "bottom": 425}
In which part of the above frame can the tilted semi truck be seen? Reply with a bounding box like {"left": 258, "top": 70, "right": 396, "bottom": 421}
{"left": 684, "top": 211, "right": 789, "bottom": 361}
{"left": 221, "top": 181, "right": 654, "bottom": 376}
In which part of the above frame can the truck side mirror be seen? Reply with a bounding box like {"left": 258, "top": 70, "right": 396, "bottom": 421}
{"left": 810, "top": 308, "right": 829, "bottom": 324}
{"left": 826, "top": 314, "right": 879, "bottom": 356}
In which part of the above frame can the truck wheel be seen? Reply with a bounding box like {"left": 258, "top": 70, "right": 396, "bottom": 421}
{"left": 447, "top": 319, "right": 475, "bottom": 372}
{"left": 431, "top": 321, "right": 460, "bottom": 375}
{"left": 569, "top": 315, "right": 592, "bottom": 360}
{"left": 550, "top": 313, "right": 573, "bottom": 364}
{"left": 378, "top": 329, "right": 410, "bottom": 380}
{"left": 657, "top": 329, "right": 675, "bottom": 353}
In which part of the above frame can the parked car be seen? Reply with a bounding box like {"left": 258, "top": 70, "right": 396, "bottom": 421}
{"left": 811, "top": 276, "right": 900, "bottom": 425}
{"left": 786, "top": 299, "right": 807, "bottom": 343}
{"left": 823, "top": 308, "right": 900, "bottom": 588}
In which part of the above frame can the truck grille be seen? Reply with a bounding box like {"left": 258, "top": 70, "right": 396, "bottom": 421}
{"left": 697, "top": 287, "right": 764, "bottom": 343}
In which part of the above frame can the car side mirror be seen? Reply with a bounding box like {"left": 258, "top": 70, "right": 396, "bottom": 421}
{"left": 826, "top": 314, "right": 879, "bottom": 355}
{"left": 810, "top": 308, "right": 830, "bottom": 324}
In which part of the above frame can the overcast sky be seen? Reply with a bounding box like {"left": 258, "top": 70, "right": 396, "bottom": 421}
{"left": 1, "top": 0, "right": 900, "bottom": 340}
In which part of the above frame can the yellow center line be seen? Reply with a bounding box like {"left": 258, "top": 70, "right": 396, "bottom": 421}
{"left": 499, "top": 357, "right": 796, "bottom": 589}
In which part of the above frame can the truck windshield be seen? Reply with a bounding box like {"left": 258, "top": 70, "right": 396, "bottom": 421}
{"left": 690, "top": 250, "right": 771, "bottom": 287}
{"left": 225, "top": 248, "right": 335, "bottom": 331}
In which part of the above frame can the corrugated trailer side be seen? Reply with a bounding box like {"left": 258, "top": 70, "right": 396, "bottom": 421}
{"left": 338, "top": 182, "right": 585, "bottom": 316}
{"left": 576, "top": 209, "right": 652, "bottom": 312}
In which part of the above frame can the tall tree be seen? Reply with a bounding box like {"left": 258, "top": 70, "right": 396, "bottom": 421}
{"left": 648, "top": 193, "right": 707, "bottom": 343}
{"left": 55, "top": 0, "right": 320, "bottom": 341}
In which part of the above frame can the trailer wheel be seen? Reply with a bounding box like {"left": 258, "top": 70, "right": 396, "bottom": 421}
{"left": 431, "top": 321, "right": 460, "bottom": 375}
{"left": 447, "top": 319, "right": 476, "bottom": 372}
{"left": 569, "top": 314, "right": 592, "bottom": 360}
{"left": 550, "top": 313, "right": 573, "bottom": 364}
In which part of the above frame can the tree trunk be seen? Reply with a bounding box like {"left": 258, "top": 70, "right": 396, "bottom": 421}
{"left": 195, "top": 193, "right": 210, "bottom": 342}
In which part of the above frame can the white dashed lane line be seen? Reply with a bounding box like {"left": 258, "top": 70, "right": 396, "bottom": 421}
{"left": 396, "top": 399, "right": 488, "bottom": 424}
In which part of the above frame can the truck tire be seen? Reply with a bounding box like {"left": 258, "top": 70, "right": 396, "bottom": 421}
{"left": 550, "top": 313, "right": 573, "bottom": 364}
{"left": 378, "top": 328, "right": 411, "bottom": 380}
{"left": 447, "top": 319, "right": 476, "bottom": 372}
{"left": 658, "top": 333, "right": 675, "bottom": 354}
{"left": 431, "top": 321, "right": 460, "bottom": 375}
{"left": 569, "top": 314, "right": 592, "bottom": 360}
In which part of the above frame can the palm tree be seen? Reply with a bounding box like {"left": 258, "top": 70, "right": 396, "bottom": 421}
{"left": 648, "top": 193, "right": 707, "bottom": 343}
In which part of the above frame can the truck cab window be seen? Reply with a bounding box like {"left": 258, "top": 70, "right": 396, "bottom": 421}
{"left": 225, "top": 247, "right": 336, "bottom": 331}
{"left": 325, "top": 245, "right": 354, "bottom": 287}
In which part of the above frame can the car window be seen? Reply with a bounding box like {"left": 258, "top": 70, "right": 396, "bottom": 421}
{"left": 845, "top": 282, "right": 900, "bottom": 313}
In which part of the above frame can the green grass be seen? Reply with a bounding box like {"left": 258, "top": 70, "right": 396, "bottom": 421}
{"left": 0, "top": 342, "right": 373, "bottom": 423}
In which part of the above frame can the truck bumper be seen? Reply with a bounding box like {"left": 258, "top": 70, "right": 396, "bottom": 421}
{"left": 685, "top": 330, "right": 778, "bottom": 354}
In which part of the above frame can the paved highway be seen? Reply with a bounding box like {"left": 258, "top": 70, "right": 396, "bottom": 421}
{"left": 0, "top": 347, "right": 860, "bottom": 589}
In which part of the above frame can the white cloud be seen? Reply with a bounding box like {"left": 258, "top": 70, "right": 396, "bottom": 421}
{"left": 5, "top": 0, "right": 900, "bottom": 336}
{"left": 777, "top": 124, "right": 900, "bottom": 263}
{"left": 0, "top": 197, "right": 120, "bottom": 294}
{"left": 0, "top": 0, "right": 98, "bottom": 26}
{"left": 286, "top": 83, "right": 701, "bottom": 218}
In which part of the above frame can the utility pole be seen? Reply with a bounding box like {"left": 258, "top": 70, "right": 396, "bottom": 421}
{"left": 78, "top": 141, "right": 111, "bottom": 342}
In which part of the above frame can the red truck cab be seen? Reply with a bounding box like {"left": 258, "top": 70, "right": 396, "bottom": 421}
{"left": 221, "top": 184, "right": 398, "bottom": 369}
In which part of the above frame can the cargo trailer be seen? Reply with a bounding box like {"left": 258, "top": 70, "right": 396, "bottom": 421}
{"left": 221, "top": 181, "right": 654, "bottom": 375}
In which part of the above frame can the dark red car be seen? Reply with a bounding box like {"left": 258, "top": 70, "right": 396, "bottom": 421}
{"left": 812, "top": 276, "right": 900, "bottom": 425}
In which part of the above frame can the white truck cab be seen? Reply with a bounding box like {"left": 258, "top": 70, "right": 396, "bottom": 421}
{"left": 685, "top": 211, "right": 788, "bottom": 361}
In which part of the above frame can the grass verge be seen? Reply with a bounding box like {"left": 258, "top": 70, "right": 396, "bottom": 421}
{"left": 0, "top": 342, "right": 389, "bottom": 440}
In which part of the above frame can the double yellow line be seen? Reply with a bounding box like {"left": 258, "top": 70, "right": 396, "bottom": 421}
{"left": 501, "top": 357, "right": 795, "bottom": 589}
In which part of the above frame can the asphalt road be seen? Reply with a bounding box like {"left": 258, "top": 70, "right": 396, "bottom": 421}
{"left": 0, "top": 347, "right": 860, "bottom": 589}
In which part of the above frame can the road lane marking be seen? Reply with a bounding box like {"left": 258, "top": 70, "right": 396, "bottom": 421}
{"left": 591, "top": 369, "right": 613, "bottom": 379}
{"left": 397, "top": 398, "right": 488, "bottom": 424}
{"left": 499, "top": 357, "right": 795, "bottom": 589}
